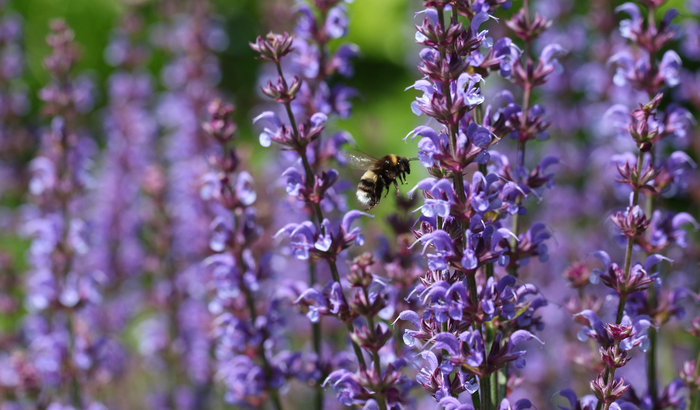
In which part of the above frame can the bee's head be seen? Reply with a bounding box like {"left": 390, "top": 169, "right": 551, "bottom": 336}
{"left": 398, "top": 157, "right": 411, "bottom": 174}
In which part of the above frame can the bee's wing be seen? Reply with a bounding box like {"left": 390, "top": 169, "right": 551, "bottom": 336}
{"left": 346, "top": 149, "right": 379, "bottom": 170}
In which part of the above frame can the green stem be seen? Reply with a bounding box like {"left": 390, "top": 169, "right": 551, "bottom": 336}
{"left": 472, "top": 384, "right": 482, "bottom": 410}
{"left": 690, "top": 392, "right": 700, "bottom": 410}
{"left": 481, "top": 375, "right": 492, "bottom": 410}
{"left": 483, "top": 322, "right": 498, "bottom": 407}
{"left": 595, "top": 150, "right": 644, "bottom": 410}
{"left": 615, "top": 296, "right": 627, "bottom": 324}
{"left": 329, "top": 261, "right": 367, "bottom": 370}
{"left": 512, "top": 0, "right": 533, "bottom": 276}
{"left": 366, "top": 313, "right": 387, "bottom": 410}
{"left": 361, "top": 285, "right": 387, "bottom": 410}
{"left": 490, "top": 372, "right": 498, "bottom": 408}
{"left": 509, "top": 96, "right": 528, "bottom": 277}
{"left": 644, "top": 156, "right": 657, "bottom": 407}
{"left": 242, "top": 282, "right": 284, "bottom": 410}
{"left": 646, "top": 324, "right": 658, "bottom": 406}
{"left": 485, "top": 263, "right": 494, "bottom": 280}
{"left": 309, "top": 262, "right": 324, "bottom": 410}
{"left": 467, "top": 275, "right": 479, "bottom": 306}
{"left": 498, "top": 367, "right": 507, "bottom": 399}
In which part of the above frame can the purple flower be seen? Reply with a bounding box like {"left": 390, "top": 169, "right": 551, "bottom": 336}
{"left": 275, "top": 210, "right": 373, "bottom": 260}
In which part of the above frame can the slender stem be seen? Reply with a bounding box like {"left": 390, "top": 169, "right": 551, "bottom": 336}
{"left": 498, "top": 367, "right": 507, "bottom": 399}
{"left": 329, "top": 261, "right": 368, "bottom": 370}
{"left": 508, "top": 210, "right": 520, "bottom": 277}
{"left": 481, "top": 374, "right": 492, "bottom": 410}
{"left": 364, "top": 309, "right": 387, "bottom": 410}
{"left": 477, "top": 136, "right": 493, "bottom": 282}
{"left": 467, "top": 275, "right": 479, "bottom": 306}
{"left": 595, "top": 150, "right": 644, "bottom": 410}
{"left": 644, "top": 152, "right": 658, "bottom": 408}
{"left": 485, "top": 263, "right": 494, "bottom": 280}
{"left": 646, "top": 323, "right": 658, "bottom": 405}
{"left": 276, "top": 57, "right": 344, "bottom": 410}
{"left": 690, "top": 392, "right": 700, "bottom": 410}
{"left": 490, "top": 372, "right": 498, "bottom": 408}
{"left": 509, "top": 85, "right": 530, "bottom": 277}
{"left": 275, "top": 61, "right": 323, "bottom": 225}
{"left": 233, "top": 207, "right": 284, "bottom": 410}
{"left": 242, "top": 280, "right": 284, "bottom": 410}
{"left": 512, "top": 0, "right": 533, "bottom": 272}
{"left": 309, "top": 261, "right": 324, "bottom": 410}
{"left": 367, "top": 320, "right": 382, "bottom": 377}
{"left": 647, "top": 6, "right": 656, "bottom": 33}
{"left": 615, "top": 296, "right": 627, "bottom": 324}
{"left": 484, "top": 323, "right": 497, "bottom": 407}
{"left": 56, "top": 123, "right": 83, "bottom": 409}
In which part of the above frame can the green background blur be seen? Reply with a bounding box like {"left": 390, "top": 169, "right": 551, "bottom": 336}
{"left": 9, "top": 0, "right": 431, "bottom": 226}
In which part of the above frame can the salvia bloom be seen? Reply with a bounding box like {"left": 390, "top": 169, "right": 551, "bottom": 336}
{"left": 395, "top": 0, "right": 563, "bottom": 408}
{"left": 560, "top": 1, "right": 699, "bottom": 410}
{"left": 201, "top": 99, "right": 296, "bottom": 408}
{"left": 251, "top": 2, "right": 396, "bottom": 410}
{"left": 16, "top": 20, "right": 117, "bottom": 409}
{"left": 0, "top": 0, "right": 697, "bottom": 409}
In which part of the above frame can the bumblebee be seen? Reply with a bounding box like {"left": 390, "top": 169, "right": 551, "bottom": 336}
{"left": 348, "top": 150, "right": 416, "bottom": 210}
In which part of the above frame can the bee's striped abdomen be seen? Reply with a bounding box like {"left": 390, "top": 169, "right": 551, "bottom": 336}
{"left": 357, "top": 170, "right": 379, "bottom": 208}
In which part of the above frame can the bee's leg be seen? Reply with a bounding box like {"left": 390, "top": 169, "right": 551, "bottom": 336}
{"left": 393, "top": 179, "right": 400, "bottom": 196}
{"left": 379, "top": 176, "right": 391, "bottom": 198}
{"left": 383, "top": 182, "right": 391, "bottom": 198}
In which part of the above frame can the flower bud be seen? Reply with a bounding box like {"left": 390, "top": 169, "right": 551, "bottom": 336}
{"left": 249, "top": 32, "right": 294, "bottom": 62}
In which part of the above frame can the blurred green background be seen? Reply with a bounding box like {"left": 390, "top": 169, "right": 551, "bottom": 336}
{"left": 9, "top": 0, "right": 430, "bottom": 227}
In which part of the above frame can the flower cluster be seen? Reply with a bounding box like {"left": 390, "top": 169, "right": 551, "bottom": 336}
{"left": 14, "top": 20, "right": 117, "bottom": 409}
{"left": 201, "top": 99, "right": 297, "bottom": 408}
{"left": 396, "top": 0, "right": 564, "bottom": 408}
{"left": 251, "top": 2, "right": 402, "bottom": 410}
{"left": 562, "top": 1, "right": 698, "bottom": 409}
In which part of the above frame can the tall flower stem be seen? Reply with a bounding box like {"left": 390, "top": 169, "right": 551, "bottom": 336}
{"left": 309, "top": 261, "right": 323, "bottom": 410}
{"left": 646, "top": 319, "right": 658, "bottom": 404}
{"left": 643, "top": 7, "right": 658, "bottom": 400}
{"left": 363, "top": 286, "right": 387, "bottom": 410}
{"left": 510, "top": 90, "right": 531, "bottom": 277}
{"left": 481, "top": 373, "right": 492, "bottom": 410}
{"left": 243, "top": 285, "right": 284, "bottom": 410}
{"left": 273, "top": 61, "right": 330, "bottom": 408}
{"left": 329, "top": 261, "right": 367, "bottom": 369}
{"left": 233, "top": 210, "right": 285, "bottom": 410}
{"left": 482, "top": 322, "right": 497, "bottom": 410}
{"left": 595, "top": 149, "right": 643, "bottom": 410}
{"left": 645, "top": 183, "right": 658, "bottom": 407}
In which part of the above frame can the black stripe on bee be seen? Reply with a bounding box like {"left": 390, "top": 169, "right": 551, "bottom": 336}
{"left": 358, "top": 181, "right": 374, "bottom": 193}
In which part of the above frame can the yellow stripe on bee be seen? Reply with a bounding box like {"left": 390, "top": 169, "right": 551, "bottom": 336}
{"left": 361, "top": 170, "right": 377, "bottom": 181}
{"left": 388, "top": 154, "right": 398, "bottom": 165}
